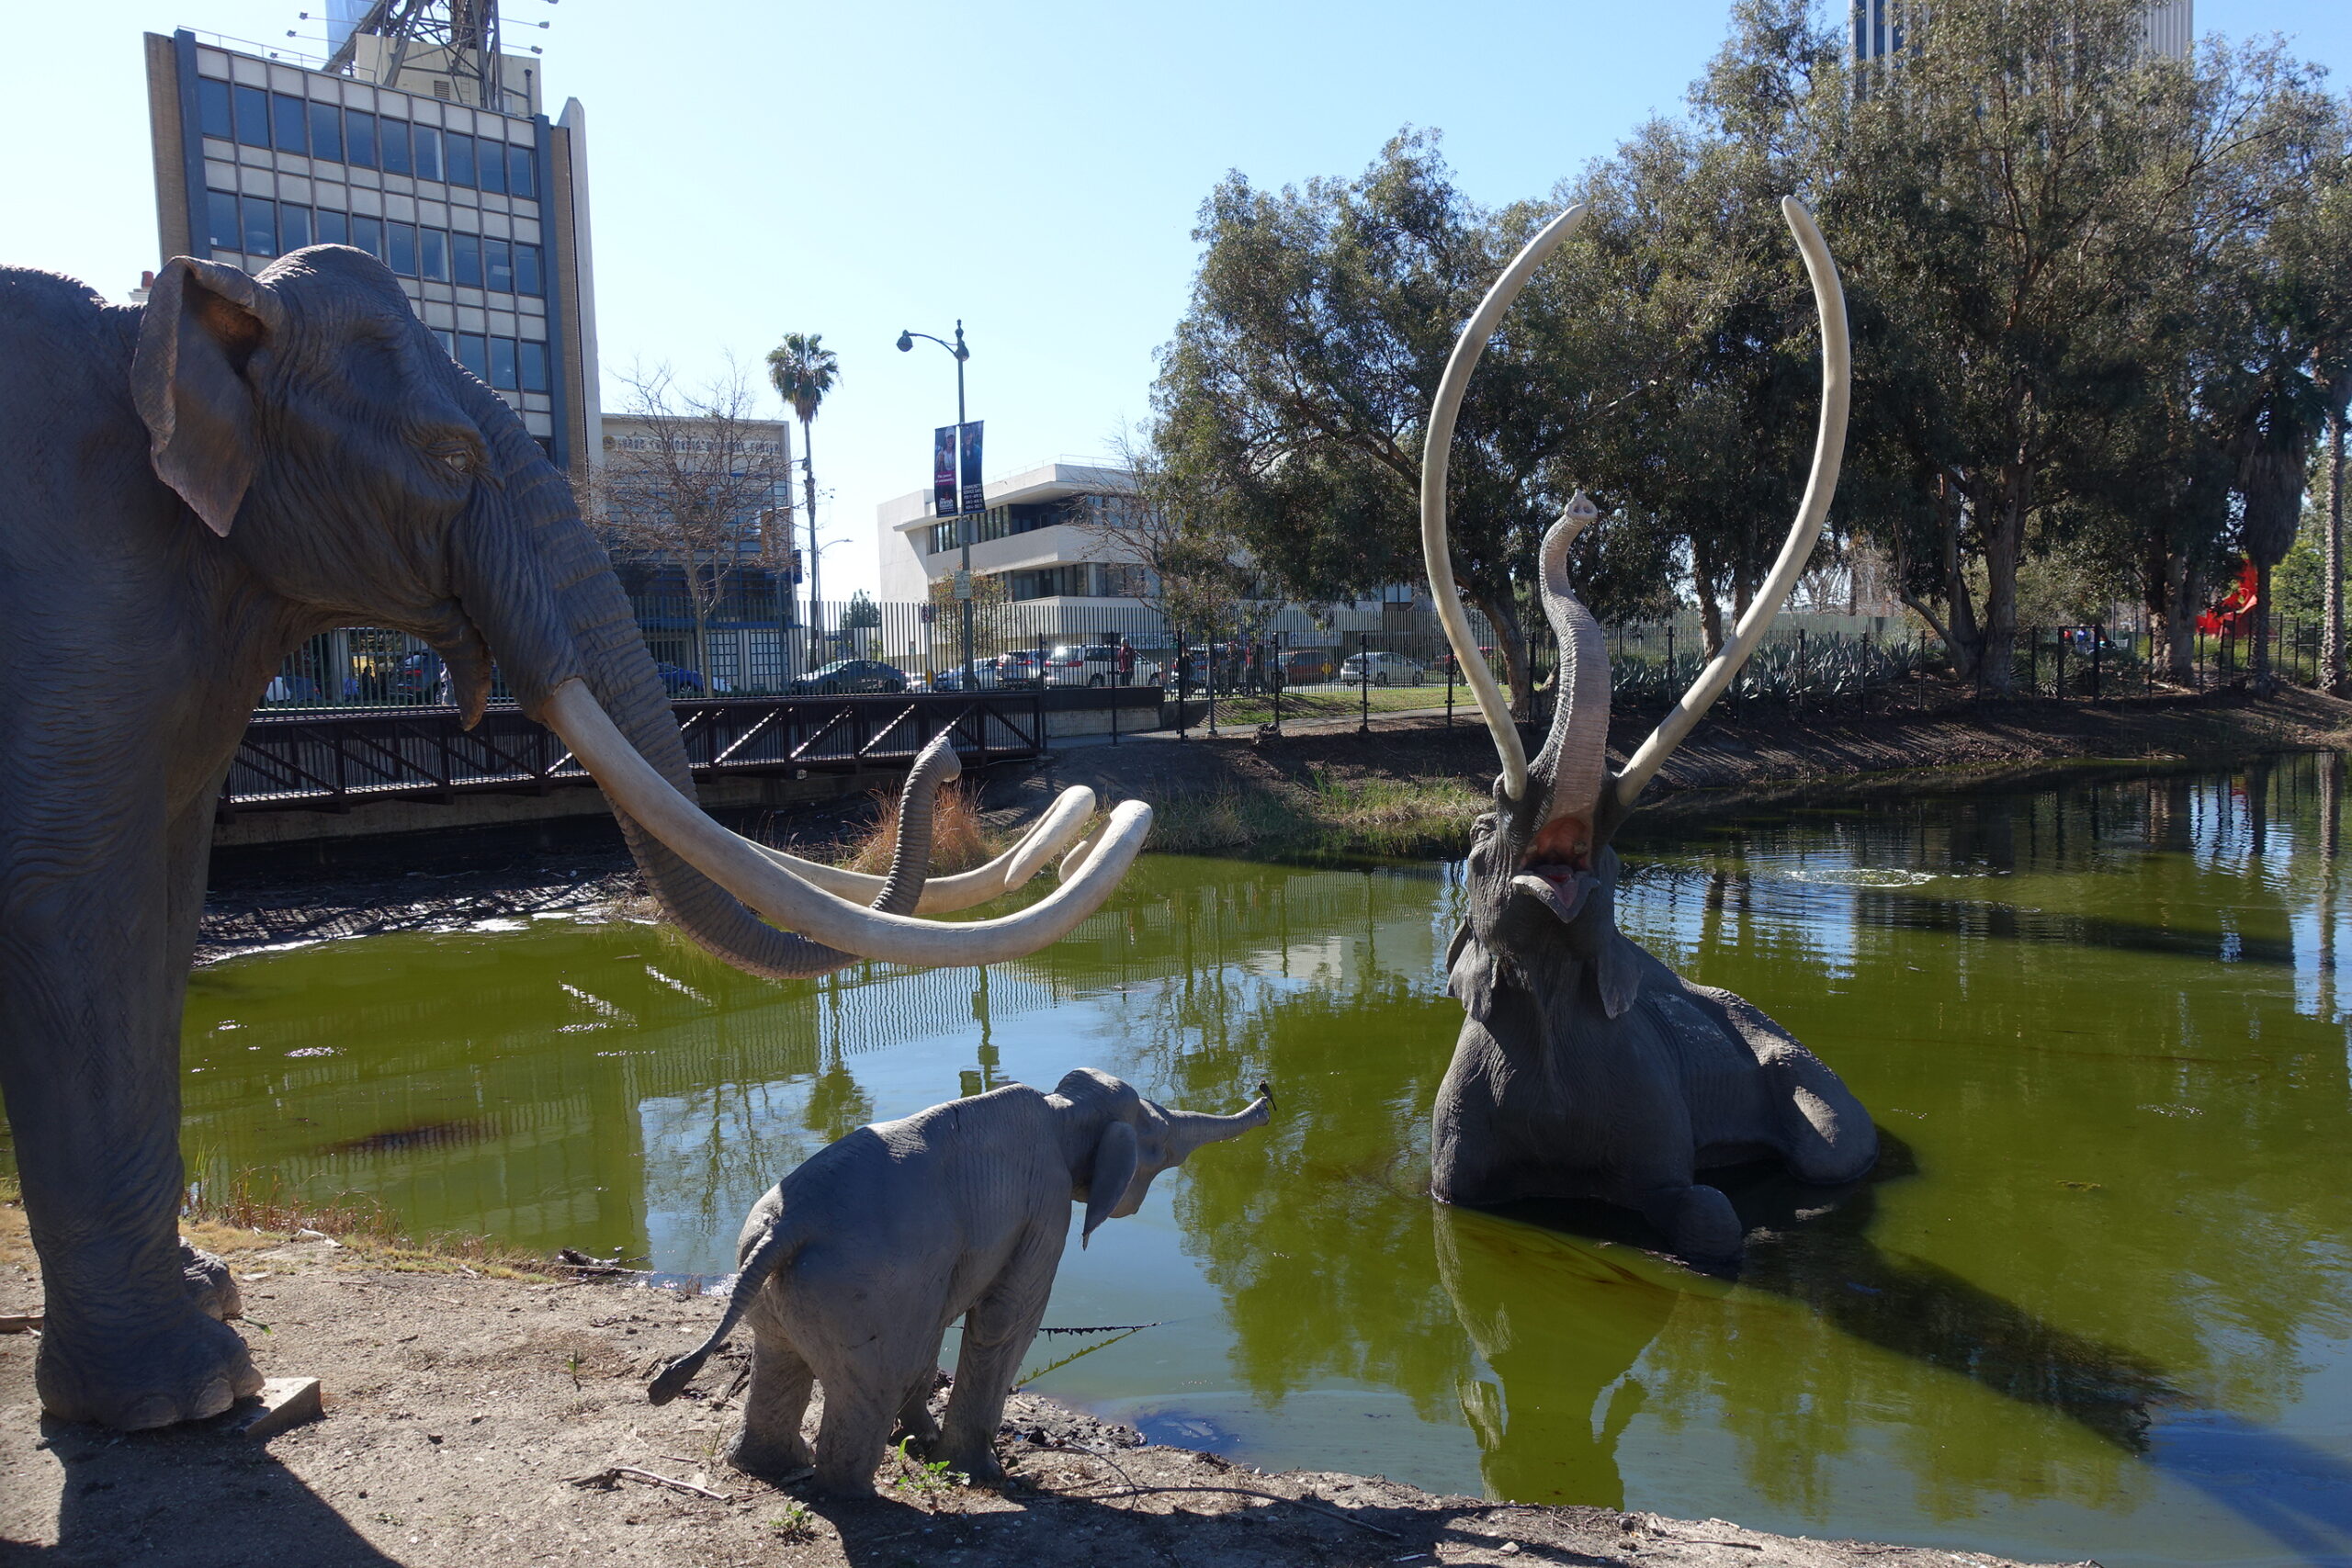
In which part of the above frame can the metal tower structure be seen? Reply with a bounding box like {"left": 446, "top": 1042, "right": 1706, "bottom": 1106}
{"left": 322, "top": 0, "right": 507, "bottom": 109}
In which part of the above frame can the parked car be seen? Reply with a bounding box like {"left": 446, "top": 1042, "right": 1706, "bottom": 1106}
{"left": 789, "top": 659, "right": 910, "bottom": 695}
{"left": 1038, "top": 643, "right": 1124, "bottom": 687}
{"left": 1278, "top": 647, "right": 1339, "bottom": 684}
{"left": 392, "top": 649, "right": 452, "bottom": 703}
{"left": 1340, "top": 650, "right": 1426, "bottom": 686}
{"left": 655, "top": 662, "right": 705, "bottom": 695}
{"left": 924, "top": 660, "right": 1001, "bottom": 692}
{"left": 263, "top": 672, "right": 322, "bottom": 704}
{"left": 990, "top": 650, "right": 1043, "bottom": 687}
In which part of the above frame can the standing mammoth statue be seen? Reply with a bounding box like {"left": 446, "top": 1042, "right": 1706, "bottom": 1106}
{"left": 0, "top": 247, "right": 1150, "bottom": 1430}
{"left": 648, "top": 1069, "right": 1274, "bottom": 1496}
{"left": 1422, "top": 198, "right": 1876, "bottom": 1263}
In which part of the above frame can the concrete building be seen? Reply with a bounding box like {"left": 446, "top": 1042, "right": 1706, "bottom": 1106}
{"left": 142, "top": 21, "right": 601, "bottom": 472}
{"left": 877, "top": 459, "right": 1147, "bottom": 615}
{"left": 1851, "top": 0, "right": 2191, "bottom": 65}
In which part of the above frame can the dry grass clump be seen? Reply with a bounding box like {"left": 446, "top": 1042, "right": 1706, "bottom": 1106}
{"left": 178, "top": 1168, "right": 554, "bottom": 1280}
{"left": 840, "top": 780, "right": 1004, "bottom": 876}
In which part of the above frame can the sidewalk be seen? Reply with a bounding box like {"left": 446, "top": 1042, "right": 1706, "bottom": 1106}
{"left": 1046, "top": 701, "right": 1461, "bottom": 751}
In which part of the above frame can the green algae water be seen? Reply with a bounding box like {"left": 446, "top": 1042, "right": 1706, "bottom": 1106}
{"left": 108, "top": 759, "right": 2352, "bottom": 1563}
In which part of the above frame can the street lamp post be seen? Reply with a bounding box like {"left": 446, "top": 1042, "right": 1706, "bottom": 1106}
{"left": 898, "top": 321, "right": 975, "bottom": 681}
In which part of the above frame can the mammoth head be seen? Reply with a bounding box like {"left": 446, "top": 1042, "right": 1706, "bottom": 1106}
{"left": 1422, "top": 197, "right": 1850, "bottom": 999}
{"left": 1053, "top": 1069, "right": 1274, "bottom": 1246}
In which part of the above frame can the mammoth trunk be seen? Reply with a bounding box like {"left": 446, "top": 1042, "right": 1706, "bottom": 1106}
{"left": 1526, "top": 503, "right": 1610, "bottom": 849}
{"left": 456, "top": 402, "right": 933, "bottom": 979}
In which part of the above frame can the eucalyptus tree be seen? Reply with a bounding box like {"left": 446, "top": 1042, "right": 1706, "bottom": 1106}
{"left": 1156, "top": 133, "right": 1586, "bottom": 716}
{"left": 1812, "top": 0, "right": 2254, "bottom": 690}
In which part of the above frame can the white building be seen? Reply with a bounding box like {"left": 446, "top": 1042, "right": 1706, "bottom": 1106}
{"left": 876, "top": 459, "right": 1145, "bottom": 613}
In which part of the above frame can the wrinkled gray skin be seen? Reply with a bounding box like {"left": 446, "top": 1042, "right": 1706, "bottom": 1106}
{"left": 648, "top": 1069, "right": 1274, "bottom": 1495}
{"left": 1430, "top": 513, "right": 1876, "bottom": 1264}
{"left": 0, "top": 248, "right": 964, "bottom": 1431}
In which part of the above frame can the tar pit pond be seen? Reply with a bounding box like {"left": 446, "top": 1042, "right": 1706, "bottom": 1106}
{"left": 87, "top": 760, "right": 2352, "bottom": 1565}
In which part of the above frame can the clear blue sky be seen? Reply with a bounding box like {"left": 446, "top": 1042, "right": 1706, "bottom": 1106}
{"left": 6, "top": 1, "right": 2345, "bottom": 595}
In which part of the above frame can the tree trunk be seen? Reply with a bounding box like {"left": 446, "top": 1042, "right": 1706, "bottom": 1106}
{"left": 2249, "top": 562, "right": 2277, "bottom": 695}
{"left": 1934, "top": 475, "right": 1984, "bottom": 680}
{"left": 1976, "top": 467, "right": 2028, "bottom": 694}
{"left": 2161, "top": 552, "right": 2204, "bottom": 679}
{"left": 2328, "top": 401, "right": 2346, "bottom": 693}
{"left": 1691, "top": 538, "right": 1726, "bottom": 660}
{"left": 1472, "top": 590, "right": 1532, "bottom": 722}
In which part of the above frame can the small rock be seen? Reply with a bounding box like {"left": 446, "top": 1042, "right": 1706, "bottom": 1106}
{"left": 223, "top": 1378, "right": 323, "bottom": 1441}
{"left": 1501, "top": 1544, "right": 1521, "bottom": 1555}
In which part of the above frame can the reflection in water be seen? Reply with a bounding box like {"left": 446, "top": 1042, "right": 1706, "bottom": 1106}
{"left": 60, "top": 756, "right": 2352, "bottom": 1568}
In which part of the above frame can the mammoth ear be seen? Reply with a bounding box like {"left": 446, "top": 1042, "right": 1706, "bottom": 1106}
{"left": 132, "top": 257, "right": 285, "bottom": 536}
{"left": 1080, "top": 1119, "right": 1139, "bottom": 1248}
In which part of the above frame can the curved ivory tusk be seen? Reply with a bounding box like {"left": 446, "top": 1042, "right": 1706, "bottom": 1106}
{"left": 546, "top": 680, "right": 1150, "bottom": 966}
{"left": 1613, "top": 197, "right": 1850, "bottom": 812}
{"left": 738, "top": 785, "right": 1100, "bottom": 914}
{"left": 1057, "top": 818, "right": 1111, "bottom": 885}
{"left": 1422, "top": 203, "right": 1591, "bottom": 804}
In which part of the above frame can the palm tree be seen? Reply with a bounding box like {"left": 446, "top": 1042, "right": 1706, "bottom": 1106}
{"left": 766, "top": 332, "right": 840, "bottom": 662}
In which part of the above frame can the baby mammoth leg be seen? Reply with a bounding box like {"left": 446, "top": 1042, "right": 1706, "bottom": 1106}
{"left": 807, "top": 1332, "right": 934, "bottom": 1499}
{"left": 894, "top": 1329, "right": 948, "bottom": 1449}
{"left": 937, "top": 1230, "right": 1059, "bottom": 1485}
{"left": 726, "top": 1305, "right": 816, "bottom": 1480}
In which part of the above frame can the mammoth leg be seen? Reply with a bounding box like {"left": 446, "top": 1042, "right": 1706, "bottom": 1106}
{"left": 937, "top": 1229, "right": 1059, "bottom": 1485}
{"left": 893, "top": 1329, "right": 948, "bottom": 1449}
{"left": 1430, "top": 1022, "right": 1516, "bottom": 1205}
{"left": 4, "top": 784, "right": 262, "bottom": 1430}
{"left": 726, "top": 1293, "right": 816, "bottom": 1480}
{"left": 1708, "top": 989, "right": 1879, "bottom": 1185}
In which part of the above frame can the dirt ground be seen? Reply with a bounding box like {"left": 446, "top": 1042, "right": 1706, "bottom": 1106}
{"left": 0, "top": 1228, "right": 2066, "bottom": 1568}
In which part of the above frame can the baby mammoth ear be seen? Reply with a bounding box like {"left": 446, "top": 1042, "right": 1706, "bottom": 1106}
{"left": 1080, "top": 1119, "right": 1139, "bottom": 1248}
{"left": 132, "top": 256, "right": 286, "bottom": 536}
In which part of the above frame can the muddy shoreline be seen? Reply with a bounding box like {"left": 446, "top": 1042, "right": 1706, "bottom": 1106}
{"left": 0, "top": 1226, "right": 2070, "bottom": 1568}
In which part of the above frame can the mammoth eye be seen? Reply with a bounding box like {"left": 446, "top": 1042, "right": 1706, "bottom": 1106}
{"left": 424, "top": 438, "right": 482, "bottom": 479}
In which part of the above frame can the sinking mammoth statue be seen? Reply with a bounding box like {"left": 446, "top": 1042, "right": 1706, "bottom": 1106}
{"left": 1424, "top": 198, "right": 1877, "bottom": 1262}
{"left": 0, "top": 246, "right": 1150, "bottom": 1431}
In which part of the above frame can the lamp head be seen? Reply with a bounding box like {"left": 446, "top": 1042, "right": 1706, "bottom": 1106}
{"left": 896, "top": 331, "right": 914, "bottom": 353}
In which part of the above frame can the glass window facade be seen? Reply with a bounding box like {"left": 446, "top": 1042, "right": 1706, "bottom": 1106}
{"left": 518, "top": 339, "right": 548, "bottom": 392}
{"left": 452, "top": 231, "right": 482, "bottom": 288}
{"left": 350, "top": 213, "right": 383, "bottom": 262}
{"left": 483, "top": 237, "right": 514, "bottom": 293}
{"left": 379, "top": 117, "right": 411, "bottom": 175}
{"left": 514, "top": 243, "right": 542, "bottom": 296}
{"left": 445, "top": 132, "right": 476, "bottom": 186}
{"left": 478, "top": 138, "right": 505, "bottom": 194}
{"left": 388, "top": 220, "right": 417, "bottom": 276}
{"left": 272, "top": 92, "right": 308, "bottom": 153}
{"left": 308, "top": 99, "right": 343, "bottom": 163}
{"left": 199, "top": 77, "right": 232, "bottom": 141}
{"left": 241, "top": 195, "right": 276, "bottom": 255}
{"left": 345, "top": 109, "right": 378, "bottom": 169}
{"left": 456, "top": 333, "right": 489, "bottom": 380}
{"left": 279, "top": 203, "right": 311, "bottom": 251}
{"left": 419, "top": 228, "right": 448, "bottom": 281}
{"left": 507, "top": 144, "right": 535, "bottom": 197}
{"left": 412, "top": 124, "right": 442, "bottom": 180}
{"left": 205, "top": 187, "right": 240, "bottom": 250}
{"left": 489, "top": 336, "right": 518, "bottom": 389}
{"left": 315, "top": 207, "right": 348, "bottom": 244}
{"left": 233, "top": 85, "right": 269, "bottom": 148}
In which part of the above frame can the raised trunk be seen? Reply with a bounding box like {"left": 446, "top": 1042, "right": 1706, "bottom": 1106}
{"left": 1470, "top": 589, "right": 1532, "bottom": 722}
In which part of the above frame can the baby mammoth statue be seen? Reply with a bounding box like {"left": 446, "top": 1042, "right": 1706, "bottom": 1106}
{"left": 649, "top": 1069, "right": 1273, "bottom": 1495}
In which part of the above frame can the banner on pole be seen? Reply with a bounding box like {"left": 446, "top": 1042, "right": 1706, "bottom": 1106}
{"left": 958, "top": 421, "right": 986, "bottom": 516}
{"left": 933, "top": 426, "right": 957, "bottom": 518}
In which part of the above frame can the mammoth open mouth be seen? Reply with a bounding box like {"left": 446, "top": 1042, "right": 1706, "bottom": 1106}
{"left": 1511, "top": 864, "right": 1598, "bottom": 923}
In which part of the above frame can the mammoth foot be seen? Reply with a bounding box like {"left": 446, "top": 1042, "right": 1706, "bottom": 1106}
{"left": 1645, "top": 1184, "right": 1744, "bottom": 1264}
{"left": 35, "top": 1303, "right": 262, "bottom": 1430}
{"left": 725, "top": 1423, "right": 816, "bottom": 1484}
{"left": 180, "top": 1239, "right": 243, "bottom": 1323}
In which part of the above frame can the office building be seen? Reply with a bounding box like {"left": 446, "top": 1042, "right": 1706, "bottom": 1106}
{"left": 877, "top": 459, "right": 1148, "bottom": 612}
{"left": 142, "top": 12, "right": 601, "bottom": 472}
